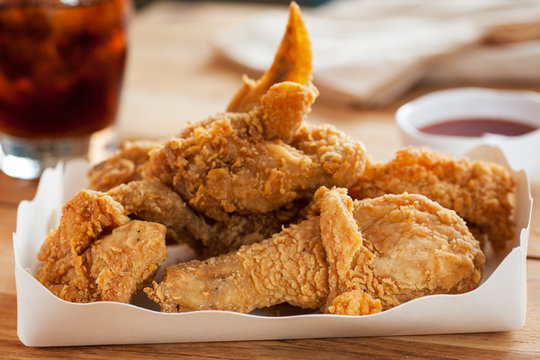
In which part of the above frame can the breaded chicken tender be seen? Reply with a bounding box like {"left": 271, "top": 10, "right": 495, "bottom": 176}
{"left": 36, "top": 190, "right": 168, "bottom": 303}
{"left": 145, "top": 189, "right": 485, "bottom": 314}
{"left": 350, "top": 147, "right": 515, "bottom": 251}
{"left": 146, "top": 215, "right": 328, "bottom": 313}
{"left": 145, "top": 81, "right": 366, "bottom": 221}
{"left": 84, "top": 2, "right": 368, "bottom": 258}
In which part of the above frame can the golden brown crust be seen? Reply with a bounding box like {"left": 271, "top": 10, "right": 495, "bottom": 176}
{"left": 145, "top": 217, "right": 328, "bottom": 313}
{"left": 146, "top": 189, "right": 485, "bottom": 314}
{"left": 86, "top": 221, "right": 168, "bottom": 303}
{"left": 107, "top": 179, "right": 305, "bottom": 258}
{"left": 318, "top": 188, "right": 381, "bottom": 315}
{"left": 88, "top": 140, "right": 160, "bottom": 192}
{"left": 107, "top": 179, "right": 212, "bottom": 250}
{"left": 350, "top": 146, "right": 515, "bottom": 252}
{"left": 145, "top": 83, "right": 366, "bottom": 222}
{"left": 36, "top": 190, "right": 167, "bottom": 303}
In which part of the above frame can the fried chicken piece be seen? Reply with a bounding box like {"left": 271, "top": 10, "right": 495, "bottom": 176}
{"left": 88, "top": 140, "right": 160, "bottom": 192}
{"left": 142, "top": 1, "right": 362, "bottom": 222}
{"left": 86, "top": 220, "right": 168, "bottom": 303}
{"left": 36, "top": 190, "right": 130, "bottom": 293}
{"left": 146, "top": 81, "right": 366, "bottom": 221}
{"left": 349, "top": 147, "right": 515, "bottom": 252}
{"left": 88, "top": 2, "right": 311, "bottom": 192}
{"left": 318, "top": 188, "right": 380, "bottom": 315}
{"left": 36, "top": 190, "right": 168, "bottom": 303}
{"left": 146, "top": 189, "right": 485, "bottom": 314}
{"left": 227, "top": 2, "right": 312, "bottom": 113}
{"left": 107, "top": 179, "right": 212, "bottom": 250}
{"left": 107, "top": 179, "right": 304, "bottom": 257}
{"left": 145, "top": 216, "right": 328, "bottom": 313}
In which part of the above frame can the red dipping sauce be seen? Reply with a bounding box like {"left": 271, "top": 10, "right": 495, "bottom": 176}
{"left": 419, "top": 118, "right": 538, "bottom": 137}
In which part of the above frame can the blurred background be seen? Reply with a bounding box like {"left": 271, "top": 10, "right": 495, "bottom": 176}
{"left": 133, "top": 0, "right": 333, "bottom": 10}
{"left": 117, "top": 0, "right": 540, "bottom": 140}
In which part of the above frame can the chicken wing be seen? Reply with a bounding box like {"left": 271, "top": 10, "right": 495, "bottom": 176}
{"left": 349, "top": 147, "right": 515, "bottom": 252}
{"left": 36, "top": 190, "right": 168, "bottom": 303}
{"left": 145, "top": 188, "right": 484, "bottom": 314}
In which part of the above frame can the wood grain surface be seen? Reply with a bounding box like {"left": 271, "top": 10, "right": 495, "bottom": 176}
{"left": 1, "top": 1, "right": 540, "bottom": 358}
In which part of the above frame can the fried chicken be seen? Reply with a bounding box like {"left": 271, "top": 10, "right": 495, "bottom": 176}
{"left": 88, "top": 140, "right": 160, "bottom": 192}
{"left": 107, "top": 179, "right": 303, "bottom": 257}
{"left": 146, "top": 212, "right": 328, "bottom": 313}
{"left": 145, "top": 188, "right": 485, "bottom": 314}
{"left": 141, "top": 2, "right": 367, "bottom": 222}
{"left": 85, "top": 1, "right": 363, "bottom": 258}
{"left": 107, "top": 179, "right": 212, "bottom": 250}
{"left": 88, "top": 2, "right": 313, "bottom": 194}
{"left": 37, "top": 2, "right": 494, "bottom": 317}
{"left": 349, "top": 147, "right": 515, "bottom": 252}
{"left": 36, "top": 190, "right": 168, "bottom": 303}
{"left": 145, "top": 81, "right": 366, "bottom": 221}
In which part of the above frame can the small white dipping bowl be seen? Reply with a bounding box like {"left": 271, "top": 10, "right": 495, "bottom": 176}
{"left": 396, "top": 87, "right": 540, "bottom": 175}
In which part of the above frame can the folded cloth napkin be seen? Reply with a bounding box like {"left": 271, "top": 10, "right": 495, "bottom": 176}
{"left": 213, "top": 0, "right": 540, "bottom": 107}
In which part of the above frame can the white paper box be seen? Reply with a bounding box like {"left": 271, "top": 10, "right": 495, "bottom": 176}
{"left": 14, "top": 145, "right": 531, "bottom": 346}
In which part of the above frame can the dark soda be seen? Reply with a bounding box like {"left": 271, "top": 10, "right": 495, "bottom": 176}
{"left": 0, "top": 0, "right": 128, "bottom": 139}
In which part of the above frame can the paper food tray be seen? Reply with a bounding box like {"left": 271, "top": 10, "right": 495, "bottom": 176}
{"left": 14, "top": 145, "right": 531, "bottom": 346}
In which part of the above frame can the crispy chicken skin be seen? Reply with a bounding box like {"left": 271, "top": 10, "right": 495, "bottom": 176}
{"left": 88, "top": 140, "right": 160, "bottom": 192}
{"left": 107, "top": 179, "right": 212, "bottom": 250}
{"left": 145, "top": 189, "right": 484, "bottom": 314}
{"left": 88, "top": 2, "right": 313, "bottom": 194}
{"left": 36, "top": 190, "right": 168, "bottom": 303}
{"left": 145, "top": 82, "right": 366, "bottom": 221}
{"left": 86, "top": 221, "right": 168, "bottom": 303}
{"left": 85, "top": 1, "right": 364, "bottom": 257}
{"left": 145, "top": 214, "right": 328, "bottom": 313}
{"left": 141, "top": 4, "right": 367, "bottom": 222}
{"left": 107, "top": 179, "right": 302, "bottom": 257}
{"left": 349, "top": 147, "right": 515, "bottom": 252}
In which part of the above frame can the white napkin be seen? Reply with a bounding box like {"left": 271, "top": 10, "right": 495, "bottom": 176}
{"left": 213, "top": 0, "right": 540, "bottom": 107}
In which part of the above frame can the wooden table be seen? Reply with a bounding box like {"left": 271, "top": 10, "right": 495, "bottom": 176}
{"left": 2, "top": 1, "right": 540, "bottom": 358}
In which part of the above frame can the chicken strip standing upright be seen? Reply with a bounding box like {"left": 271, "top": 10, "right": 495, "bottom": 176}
{"left": 145, "top": 189, "right": 485, "bottom": 314}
